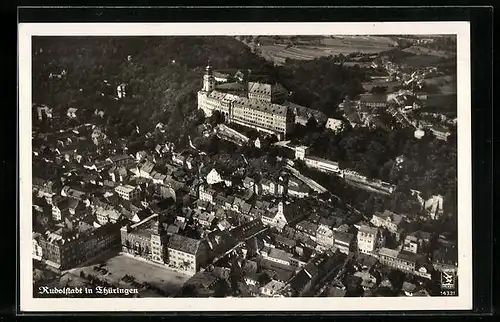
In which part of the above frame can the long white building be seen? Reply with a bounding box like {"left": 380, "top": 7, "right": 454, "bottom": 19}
{"left": 197, "top": 65, "right": 295, "bottom": 140}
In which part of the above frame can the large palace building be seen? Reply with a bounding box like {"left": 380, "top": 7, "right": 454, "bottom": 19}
{"left": 197, "top": 65, "right": 295, "bottom": 140}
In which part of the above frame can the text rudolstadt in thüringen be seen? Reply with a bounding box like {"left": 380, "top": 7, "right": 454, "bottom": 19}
{"left": 38, "top": 286, "right": 139, "bottom": 296}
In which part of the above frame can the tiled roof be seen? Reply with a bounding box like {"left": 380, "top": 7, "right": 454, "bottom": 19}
{"left": 229, "top": 218, "right": 267, "bottom": 242}
{"left": 268, "top": 248, "right": 291, "bottom": 262}
{"left": 378, "top": 247, "right": 399, "bottom": 258}
{"left": 358, "top": 225, "right": 378, "bottom": 236}
{"left": 334, "top": 231, "right": 354, "bottom": 244}
{"left": 67, "top": 198, "right": 80, "bottom": 210}
{"left": 374, "top": 210, "right": 403, "bottom": 225}
{"left": 167, "top": 234, "right": 201, "bottom": 255}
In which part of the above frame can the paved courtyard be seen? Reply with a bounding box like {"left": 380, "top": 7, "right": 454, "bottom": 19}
{"left": 68, "top": 254, "right": 190, "bottom": 297}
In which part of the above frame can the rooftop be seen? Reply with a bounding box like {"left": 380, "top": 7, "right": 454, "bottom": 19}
{"left": 358, "top": 225, "right": 378, "bottom": 236}
{"left": 306, "top": 156, "right": 339, "bottom": 167}
{"left": 167, "top": 234, "right": 201, "bottom": 255}
{"left": 115, "top": 184, "right": 137, "bottom": 194}
{"left": 374, "top": 210, "right": 404, "bottom": 225}
{"left": 267, "top": 248, "right": 292, "bottom": 263}
{"left": 248, "top": 82, "right": 287, "bottom": 97}
{"left": 229, "top": 218, "right": 267, "bottom": 242}
{"left": 262, "top": 280, "right": 285, "bottom": 292}
{"left": 378, "top": 247, "right": 400, "bottom": 258}
{"left": 334, "top": 231, "right": 354, "bottom": 244}
{"left": 397, "top": 251, "right": 420, "bottom": 263}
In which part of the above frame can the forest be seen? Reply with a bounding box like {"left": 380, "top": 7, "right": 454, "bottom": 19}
{"left": 32, "top": 36, "right": 370, "bottom": 139}
{"left": 32, "top": 36, "right": 272, "bottom": 145}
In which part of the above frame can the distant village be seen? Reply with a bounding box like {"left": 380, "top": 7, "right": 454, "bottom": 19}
{"left": 32, "top": 52, "right": 457, "bottom": 298}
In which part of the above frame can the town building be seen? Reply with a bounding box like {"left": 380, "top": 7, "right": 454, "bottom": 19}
{"left": 334, "top": 231, "right": 354, "bottom": 254}
{"left": 91, "top": 127, "right": 108, "bottom": 146}
{"left": 261, "top": 247, "right": 292, "bottom": 266}
{"left": 403, "top": 235, "right": 419, "bottom": 254}
{"left": 205, "top": 168, "right": 230, "bottom": 186}
{"left": 213, "top": 71, "right": 231, "bottom": 83}
{"left": 115, "top": 184, "right": 140, "bottom": 201}
{"left": 358, "top": 94, "right": 389, "bottom": 109}
{"left": 52, "top": 197, "right": 70, "bottom": 221}
{"left": 197, "top": 64, "right": 295, "bottom": 140}
{"left": 354, "top": 270, "right": 377, "bottom": 291}
{"left": 316, "top": 220, "right": 335, "bottom": 250}
{"left": 260, "top": 178, "right": 284, "bottom": 196}
{"left": 32, "top": 232, "right": 43, "bottom": 261}
{"left": 287, "top": 178, "right": 309, "bottom": 198}
{"left": 66, "top": 108, "right": 78, "bottom": 119}
{"left": 260, "top": 201, "right": 302, "bottom": 231}
{"left": 116, "top": 83, "right": 127, "bottom": 99}
{"left": 120, "top": 214, "right": 163, "bottom": 262}
{"left": 294, "top": 146, "right": 342, "bottom": 175}
{"left": 167, "top": 233, "right": 209, "bottom": 276}
{"left": 430, "top": 127, "right": 451, "bottom": 141}
{"left": 198, "top": 185, "right": 216, "bottom": 204}
{"left": 33, "top": 177, "right": 58, "bottom": 198}
{"left": 289, "top": 102, "right": 328, "bottom": 126}
{"left": 35, "top": 105, "right": 53, "bottom": 122}
{"left": 325, "top": 118, "right": 344, "bottom": 133}
{"left": 260, "top": 280, "right": 285, "bottom": 297}
{"left": 370, "top": 210, "right": 404, "bottom": 234}
{"left": 37, "top": 222, "right": 122, "bottom": 270}
{"left": 357, "top": 225, "right": 379, "bottom": 255}
{"left": 377, "top": 248, "right": 427, "bottom": 276}
{"left": 95, "top": 205, "right": 122, "bottom": 226}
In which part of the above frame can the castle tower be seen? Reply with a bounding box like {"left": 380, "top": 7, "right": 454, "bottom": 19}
{"left": 203, "top": 63, "right": 216, "bottom": 92}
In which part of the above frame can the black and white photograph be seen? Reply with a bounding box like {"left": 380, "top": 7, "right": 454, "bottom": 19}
{"left": 18, "top": 22, "right": 472, "bottom": 312}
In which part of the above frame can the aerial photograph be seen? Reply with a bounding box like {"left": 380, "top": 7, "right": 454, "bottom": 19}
{"left": 31, "top": 34, "right": 459, "bottom": 298}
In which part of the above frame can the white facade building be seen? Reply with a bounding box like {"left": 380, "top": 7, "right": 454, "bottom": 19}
{"left": 357, "top": 225, "right": 379, "bottom": 255}
{"left": 115, "top": 184, "right": 140, "bottom": 201}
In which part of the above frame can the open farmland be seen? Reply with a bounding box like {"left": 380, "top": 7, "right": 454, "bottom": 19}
{"left": 402, "top": 45, "right": 454, "bottom": 58}
{"left": 247, "top": 36, "right": 398, "bottom": 65}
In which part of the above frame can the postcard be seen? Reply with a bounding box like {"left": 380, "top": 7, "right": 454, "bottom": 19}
{"left": 18, "top": 21, "right": 471, "bottom": 312}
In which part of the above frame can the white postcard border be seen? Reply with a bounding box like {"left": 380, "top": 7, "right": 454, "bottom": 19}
{"left": 18, "top": 21, "right": 472, "bottom": 312}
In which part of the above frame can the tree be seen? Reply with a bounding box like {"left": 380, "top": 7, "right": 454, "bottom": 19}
{"left": 388, "top": 270, "right": 406, "bottom": 292}
{"left": 179, "top": 284, "right": 197, "bottom": 297}
{"left": 213, "top": 280, "right": 231, "bottom": 298}
{"left": 257, "top": 272, "right": 271, "bottom": 286}
{"left": 209, "top": 110, "right": 223, "bottom": 126}
{"left": 371, "top": 86, "right": 388, "bottom": 95}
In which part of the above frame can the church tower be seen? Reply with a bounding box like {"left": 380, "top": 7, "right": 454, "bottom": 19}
{"left": 203, "top": 63, "right": 216, "bottom": 92}
{"left": 150, "top": 217, "right": 164, "bottom": 264}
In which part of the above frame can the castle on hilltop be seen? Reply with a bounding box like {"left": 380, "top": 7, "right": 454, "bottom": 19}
{"left": 197, "top": 64, "right": 296, "bottom": 140}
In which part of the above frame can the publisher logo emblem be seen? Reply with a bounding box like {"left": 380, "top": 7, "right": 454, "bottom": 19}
{"left": 440, "top": 270, "right": 456, "bottom": 290}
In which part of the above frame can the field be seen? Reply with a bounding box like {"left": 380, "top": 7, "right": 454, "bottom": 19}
{"left": 66, "top": 254, "right": 190, "bottom": 297}
{"left": 362, "top": 80, "right": 401, "bottom": 92}
{"left": 247, "top": 36, "right": 398, "bottom": 65}
{"left": 402, "top": 46, "right": 454, "bottom": 58}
